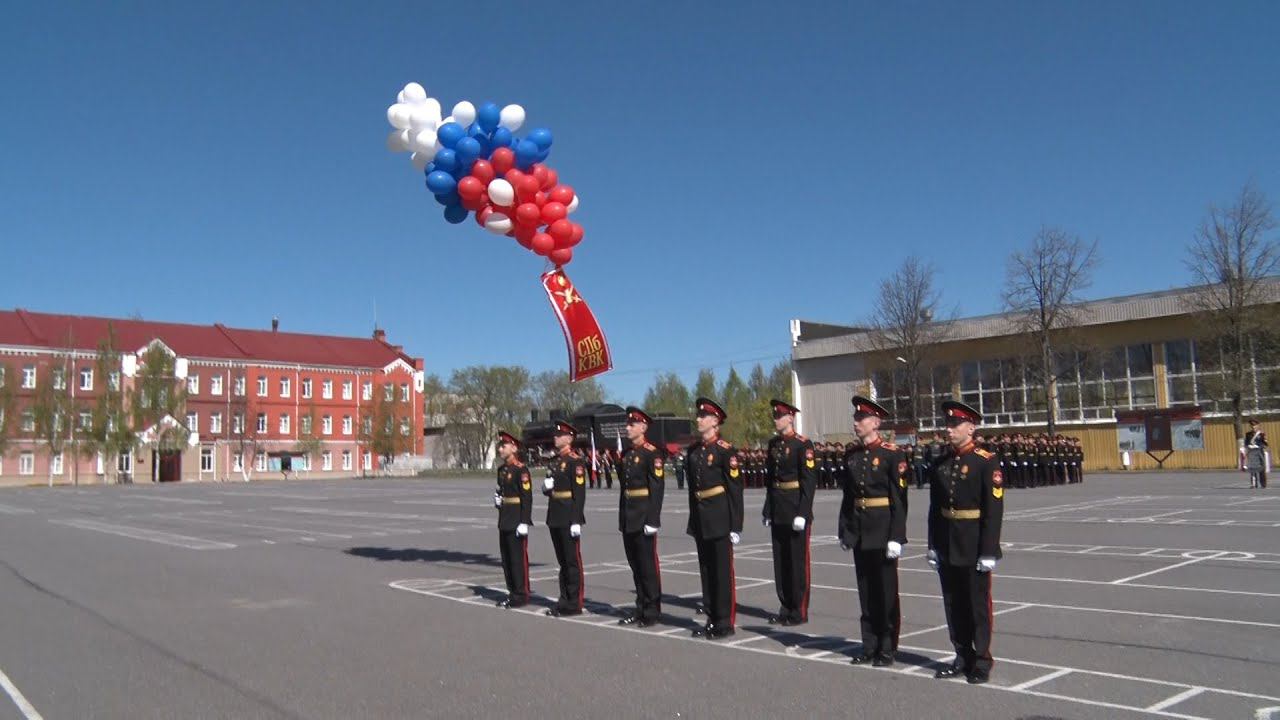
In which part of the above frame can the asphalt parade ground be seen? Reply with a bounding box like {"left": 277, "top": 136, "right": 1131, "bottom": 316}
{"left": 0, "top": 471, "right": 1276, "bottom": 719}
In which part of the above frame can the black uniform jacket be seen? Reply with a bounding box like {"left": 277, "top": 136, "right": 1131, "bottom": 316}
{"left": 838, "top": 439, "right": 909, "bottom": 550}
{"left": 496, "top": 459, "right": 533, "bottom": 532}
{"left": 619, "top": 441, "right": 665, "bottom": 533}
{"left": 544, "top": 449, "right": 588, "bottom": 528}
{"left": 763, "top": 431, "right": 817, "bottom": 526}
{"left": 928, "top": 441, "right": 1004, "bottom": 566}
{"left": 684, "top": 435, "right": 744, "bottom": 540}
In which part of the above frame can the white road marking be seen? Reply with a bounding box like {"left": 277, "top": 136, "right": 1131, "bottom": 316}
{"left": 127, "top": 495, "right": 222, "bottom": 505}
{"left": 1110, "top": 551, "right": 1231, "bottom": 585}
{"left": 1147, "top": 687, "right": 1207, "bottom": 712}
{"left": 0, "top": 666, "right": 43, "bottom": 720}
{"left": 0, "top": 503, "right": 35, "bottom": 515}
{"left": 1010, "top": 668, "right": 1072, "bottom": 691}
{"left": 49, "top": 518, "right": 236, "bottom": 550}
{"left": 166, "top": 514, "right": 355, "bottom": 539}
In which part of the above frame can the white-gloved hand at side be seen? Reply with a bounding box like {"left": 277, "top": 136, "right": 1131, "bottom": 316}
{"left": 543, "top": 476, "right": 555, "bottom": 491}
{"left": 493, "top": 493, "right": 502, "bottom": 508}
{"left": 729, "top": 532, "right": 740, "bottom": 545}
{"left": 927, "top": 548, "right": 939, "bottom": 570}
{"left": 977, "top": 557, "right": 997, "bottom": 573}
{"left": 792, "top": 516, "right": 806, "bottom": 532}
{"left": 570, "top": 524, "right": 581, "bottom": 538}
{"left": 516, "top": 523, "right": 528, "bottom": 537}
{"left": 761, "top": 516, "right": 771, "bottom": 528}
{"left": 643, "top": 524, "right": 658, "bottom": 536}
{"left": 885, "top": 540, "right": 902, "bottom": 560}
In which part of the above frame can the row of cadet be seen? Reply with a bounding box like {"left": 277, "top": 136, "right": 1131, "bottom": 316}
{"left": 490, "top": 394, "right": 1007, "bottom": 685}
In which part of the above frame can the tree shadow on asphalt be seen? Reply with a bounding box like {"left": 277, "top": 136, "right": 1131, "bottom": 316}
{"left": 742, "top": 625, "right": 942, "bottom": 670}
{"left": 344, "top": 546, "right": 546, "bottom": 569}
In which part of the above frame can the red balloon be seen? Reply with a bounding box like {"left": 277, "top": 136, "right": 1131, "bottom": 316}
{"left": 504, "top": 169, "right": 524, "bottom": 184}
{"left": 542, "top": 168, "right": 558, "bottom": 191}
{"left": 457, "top": 176, "right": 484, "bottom": 199}
{"left": 549, "top": 247, "right": 573, "bottom": 266}
{"left": 548, "top": 185, "right": 575, "bottom": 206}
{"left": 475, "top": 205, "right": 493, "bottom": 228}
{"left": 470, "top": 160, "right": 495, "bottom": 185}
{"left": 514, "top": 224, "right": 536, "bottom": 248}
{"left": 548, "top": 218, "right": 574, "bottom": 245}
{"left": 515, "top": 175, "right": 540, "bottom": 202}
{"left": 569, "top": 222, "right": 584, "bottom": 246}
{"left": 460, "top": 193, "right": 486, "bottom": 212}
{"left": 531, "top": 232, "right": 554, "bottom": 256}
{"left": 531, "top": 164, "right": 549, "bottom": 188}
{"left": 490, "top": 148, "right": 515, "bottom": 176}
{"left": 541, "top": 202, "right": 567, "bottom": 224}
{"left": 515, "top": 202, "right": 542, "bottom": 227}
{"left": 534, "top": 191, "right": 548, "bottom": 206}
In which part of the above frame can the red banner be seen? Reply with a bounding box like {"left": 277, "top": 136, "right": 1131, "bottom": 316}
{"left": 541, "top": 268, "right": 612, "bottom": 382}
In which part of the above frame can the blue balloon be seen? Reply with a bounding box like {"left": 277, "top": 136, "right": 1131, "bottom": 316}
{"left": 458, "top": 157, "right": 476, "bottom": 175}
{"left": 437, "top": 122, "right": 466, "bottom": 149}
{"left": 425, "top": 170, "right": 456, "bottom": 195}
{"left": 528, "top": 127, "right": 553, "bottom": 150}
{"left": 455, "top": 136, "right": 482, "bottom": 162}
{"left": 514, "top": 139, "right": 539, "bottom": 170}
{"left": 423, "top": 162, "right": 435, "bottom": 176}
{"left": 434, "top": 189, "right": 461, "bottom": 206}
{"left": 443, "top": 205, "right": 468, "bottom": 224}
{"left": 535, "top": 147, "right": 551, "bottom": 163}
{"left": 433, "top": 148, "right": 458, "bottom": 173}
{"left": 467, "top": 123, "right": 485, "bottom": 139}
{"left": 477, "top": 102, "right": 501, "bottom": 132}
{"left": 491, "top": 127, "right": 512, "bottom": 148}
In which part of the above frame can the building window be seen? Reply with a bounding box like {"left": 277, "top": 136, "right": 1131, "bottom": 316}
{"left": 79, "top": 411, "right": 92, "bottom": 430}
{"left": 399, "top": 418, "right": 410, "bottom": 436}
{"left": 200, "top": 448, "right": 214, "bottom": 472}
{"left": 21, "top": 411, "right": 35, "bottom": 432}
{"left": 1166, "top": 338, "right": 1268, "bottom": 412}
{"left": 52, "top": 368, "right": 66, "bottom": 390}
{"left": 255, "top": 453, "right": 267, "bottom": 472}
{"left": 280, "top": 413, "right": 290, "bottom": 434}
{"left": 340, "top": 450, "right": 351, "bottom": 471}
{"left": 300, "top": 415, "right": 312, "bottom": 435}
{"left": 256, "top": 413, "right": 267, "bottom": 433}
{"left": 257, "top": 376, "right": 268, "bottom": 397}
{"left": 280, "top": 377, "right": 291, "bottom": 398}
{"left": 233, "top": 453, "right": 244, "bottom": 472}
{"left": 362, "top": 417, "right": 372, "bottom": 435}
{"left": 210, "top": 413, "right": 222, "bottom": 434}
{"left": 322, "top": 415, "right": 333, "bottom": 435}
{"left": 301, "top": 378, "right": 312, "bottom": 399}
{"left": 234, "top": 375, "right": 246, "bottom": 396}
{"left": 322, "top": 380, "right": 333, "bottom": 399}
{"left": 20, "top": 452, "right": 35, "bottom": 475}
{"left": 232, "top": 412, "right": 244, "bottom": 434}
{"left": 109, "top": 371, "right": 120, "bottom": 390}
{"left": 51, "top": 453, "right": 64, "bottom": 475}
{"left": 342, "top": 381, "right": 353, "bottom": 400}
{"left": 210, "top": 375, "right": 223, "bottom": 396}
{"left": 342, "top": 415, "right": 352, "bottom": 435}
{"left": 363, "top": 452, "right": 372, "bottom": 471}
{"left": 186, "top": 412, "right": 198, "bottom": 432}
{"left": 187, "top": 375, "right": 199, "bottom": 395}
{"left": 80, "top": 367, "right": 94, "bottom": 391}
{"left": 22, "top": 365, "right": 37, "bottom": 389}
{"left": 400, "top": 383, "right": 410, "bottom": 402}
{"left": 362, "top": 382, "right": 373, "bottom": 400}
{"left": 322, "top": 451, "right": 332, "bottom": 471}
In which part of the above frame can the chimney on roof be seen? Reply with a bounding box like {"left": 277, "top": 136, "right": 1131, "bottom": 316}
{"left": 373, "top": 327, "right": 386, "bottom": 342}
{"left": 272, "top": 317, "right": 279, "bottom": 333}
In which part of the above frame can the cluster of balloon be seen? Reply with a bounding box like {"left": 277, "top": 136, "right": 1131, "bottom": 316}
{"left": 386, "top": 83, "right": 585, "bottom": 267}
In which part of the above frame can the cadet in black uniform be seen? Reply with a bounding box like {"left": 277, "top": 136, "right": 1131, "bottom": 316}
{"left": 762, "top": 399, "right": 817, "bottom": 626}
{"left": 839, "top": 396, "right": 909, "bottom": 666}
{"left": 493, "top": 431, "right": 533, "bottom": 608}
{"left": 542, "top": 421, "right": 588, "bottom": 617}
{"left": 617, "top": 407, "right": 665, "bottom": 626}
{"left": 685, "top": 397, "right": 744, "bottom": 639}
{"left": 928, "top": 400, "right": 1004, "bottom": 684}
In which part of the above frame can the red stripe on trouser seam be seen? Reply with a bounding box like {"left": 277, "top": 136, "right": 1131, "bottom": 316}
{"left": 575, "top": 537, "right": 584, "bottom": 611}
{"left": 729, "top": 543, "right": 737, "bottom": 627}
{"left": 987, "top": 571, "right": 995, "bottom": 667}
{"left": 800, "top": 526, "right": 811, "bottom": 620}
{"left": 521, "top": 536, "right": 529, "bottom": 596}
{"left": 653, "top": 536, "right": 662, "bottom": 597}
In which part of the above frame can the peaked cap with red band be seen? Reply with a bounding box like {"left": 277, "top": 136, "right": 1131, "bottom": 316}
{"left": 553, "top": 421, "right": 578, "bottom": 436}
{"left": 770, "top": 398, "right": 800, "bottom": 418}
{"left": 497, "top": 431, "right": 521, "bottom": 448}
{"left": 625, "top": 406, "right": 652, "bottom": 425}
{"left": 941, "top": 400, "right": 982, "bottom": 425}
{"left": 850, "top": 395, "right": 890, "bottom": 420}
{"left": 695, "top": 397, "right": 727, "bottom": 422}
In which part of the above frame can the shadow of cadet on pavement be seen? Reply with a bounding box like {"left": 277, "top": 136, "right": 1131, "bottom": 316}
{"left": 344, "top": 547, "right": 546, "bottom": 569}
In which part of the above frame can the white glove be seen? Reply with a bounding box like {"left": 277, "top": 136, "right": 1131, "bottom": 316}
{"left": 792, "top": 516, "right": 806, "bottom": 532}
{"left": 886, "top": 540, "right": 902, "bottom": 560}
{"left": 729, "top": 532, "right": 740, "bottom": 545}
{"left": 927, "top": 549, "right": 939, "bottom": 570}
{"left": 493, "top": 493, "right": 502, "bottom": 508}
{"left": 516, "top": 523, "right": 528, "bottom": 537}
{"left": 761, "top": 516, "right": 771, "bottom": 528}
{"left": 570, "top": 523, "right": 582, "bottom": 538}
{"left": 643, "top": 524, "right": 658, "bottom": 536}
{"left": 977, "top": 556, "right": 997, "bottom": 573}
{"left": 839, "top": 540, "right": 851, "bottom": 551}
{"left": 543, "top": 476, "right": 555, "bottom": 491}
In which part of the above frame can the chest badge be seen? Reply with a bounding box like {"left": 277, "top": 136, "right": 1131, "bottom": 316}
{"left": 805, "top": 448, "right": 815, "bottom": 469}
{"left": 654, "top": 457, "right": 664, "bottom": 478}
{"left": 961, "top": 465, "right": 969, "bottom": 475}
{"left": 873, "top": 457, "right": 880, "bottom": 468}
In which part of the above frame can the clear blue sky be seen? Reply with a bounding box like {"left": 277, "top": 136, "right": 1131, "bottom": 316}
{"left": 3, "top": 1, "right": 1278, "bottom": 405}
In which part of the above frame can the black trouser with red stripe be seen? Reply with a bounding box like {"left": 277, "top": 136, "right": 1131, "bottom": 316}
{"left": 549, "top": 526, "right": 584, "bottom": 612}
{"left": 771, "top": 524, "right": 811, "bottom": 622}
{"left": 622, "top": 531, "right": 662, "bottom": 621}
{"left": 853, "top": 548, "right": 900, "bottom": 655}
{"left": 695, "top": 534, "right": 735, "bottom": 627}
{"left": 498, "top": 530, "right": 529, "bottom": 604}
{"left": 938, "top": 564, "right": 994, "bottom": 674}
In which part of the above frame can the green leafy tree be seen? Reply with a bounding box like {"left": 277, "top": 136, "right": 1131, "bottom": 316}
{"left": 694, "top": 368, "right": 718, "bottom": 403}
{"left": 533, "top": 370, "right": 603, "bottom": 414}
{"left": 81, "top": 326, "right": 136, "bottom": 483}
{"left": 31, "top": 354, "right": 78, "bottom": 487}
{"left": 294, "top": 402, "right": 323, "bottom": 474}
{"left": 642, "top": 372, "right": 692, "bottom": 416}
{"left": 0, "top": 361, "right": 16, "bottom": 462}
{"left": 445, "top": 366, "right": 531, "bottom": 469}
{"left": 228, "top": 379, "right": 261, "bottom": 482}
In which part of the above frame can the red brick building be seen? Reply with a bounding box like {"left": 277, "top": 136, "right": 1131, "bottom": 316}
{"left": 0, "top": 309, "right": 425, "bottom": 485}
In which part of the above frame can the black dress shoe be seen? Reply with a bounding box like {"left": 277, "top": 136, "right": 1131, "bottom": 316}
{"left": 707, "top": 624, "right": 736, "bottom": 640}
{"left": 873, "top": 652, "right": 895, "bottom": 667}
{"left": 691, "top": 623, "right": 711, "bottom": 638}
{"left": 638, "top": 617, "right": 659, "bottom": 627}
{"left": 849, "top": 654, "right": 874, "bottom": 666}
{"left": 545, "top": 607, "right": 562, "bottom": 617}
{"left": 617, "top": 614, "right": 640, "bottom": 626}
{"left": 496, "top": 599, "right": 511, "bottom": 608}
{"left": 780, "top": 616, "right": 806, "bottom": 627}
{"left": 508, "top": 600, "right": 527, "bottom": 609}
{"left": 695, "top": 604, "right": 706, "bottom": 615}
{"left": 767, "top": 614, "right": 784, "bottom": 625}
{"left": 557, "top": 608, "right": 582, "bottom": 617}
{"left": 934, "top": 662, "right": 964, "bottom": 679}
{"left": 966, "top": 669, "right": 990, "bottom": 685}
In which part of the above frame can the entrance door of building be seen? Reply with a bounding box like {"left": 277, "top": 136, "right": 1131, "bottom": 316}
{"left": 153, "top": 450, "right": 181, "bottom": 482}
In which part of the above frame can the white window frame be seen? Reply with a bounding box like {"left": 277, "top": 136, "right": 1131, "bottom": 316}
{"left": 342, "top": 415, "right": 352, "bottom": 435}
{"left": 363, "top": 452, "right": 372, "bottom": 471}
{"left": 322, "top": 451, "right": 332, "bottom": 471}
{"left": 257, "top": 376, "right": 268, "bottom": 397}
{"left": 342, "top": 381, "right": 353, "bottom": 400}
{"left": 80, "top": 367, "right": 94, "bottom": 391}
{"left": 280, "top": 377, "right": 291, "bottom": 398}
{"left": 52, "top": 368, "right": 66, "bottom": 390}
{"left": 21, "top": 410, "right": 35, "bottom": 432}
{"left": 210, "top": 375, "right": 223, "bottom": 396}
{"left": 20, "top": 452, "right": 36, "bottom": 475}
{"left": 233, "top": 452, "right": 244, "bottom": 472}
{"left": 234, "top": 375, "right": 246, "bottom": 396}
{"left": 210, "top": 412, "right": 222, "bottom": 434}
{"left": 362, "top": 382, "right": 373, "bottom": 400}
{"left": 322, "top": 415, "right": 333, "bottom": 435}
{"left": 232, "top": 413, "right": 244, "bottom": 434}
{"left": 400, "top": 383, "right": 410, "bottom": 402}
{"left": 109, "top": 371, "right": 120, "bottom": 390}
{"left": 384, "top": 384, "right": 394, "bottom": 402}
{"left": 200, "top": 448, "right": 214, "bottom": 472}
{"left": 301, "top": 378, "right": 312, "bottom": 399}
{"left": 51, "top": 453, "right": 64, "bottom": 475}
{"left": 22, "top": 365, "right": 37, "bottom": 389}
{"left": 256, "top": 413, "right": 267, "bottom": 433}
{"left": 255, "top": 453, "right": 267, "bottom": 472}
{"left": 341, "top": 450, "right": 352, "bottom": 471}
{"left": 186, "top": 412, "right": 198, "bottom": 433}
{"left": 300, "top": 415, "right": 312, "bottom": 435}
{"left": 187, "top": 375, "right": 199, "bottom": 395}
{"left": 400, "top": 419, "right": 411, "bottom": 436}
{"left": 322, "top": 380, "right": 333, "bottom": 400}
{"left": 79, "top": 411, "right": 92, "bottom": 430}
{"left": 280, "top": 413, "right": 291, "bottom": 434}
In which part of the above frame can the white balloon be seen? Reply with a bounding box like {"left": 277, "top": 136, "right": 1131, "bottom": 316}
{"left": 410, "top": 152, "right": 430, "bottom": 171}
{"left": 402, "top": 82, "right": 427, "bottom": 104}
{"left": 484, "top": 211, "right": 513, "bottom": 235}
{"left": 409, "top": 102, "right": 440, "bottom": 131}
{"left": 397, "top": 90, "right": 406, "bottom": 103}
{"left": 386, "top": 129, "right": 409, "bottom": 153}
{"left": 566, "top": 193, "right": 579, "bottom": 214}
{"left": 412, "top": 128, "right": 439, "bottom": 155}
{"left": 487, "top": 178, "right": 515, "bottom": 207}
{"left": 499, "top": 104, "right": 526, "bottom": 131}
{"left": 452, "top": 101, "right": 476, "bottom": 127}
{"left": 387, "top": 103, "right": 412, "bottom": 130}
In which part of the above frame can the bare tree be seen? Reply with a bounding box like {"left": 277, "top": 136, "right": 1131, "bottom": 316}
{"left": 533, "top": 370, "right": 603, "bottom": 414}
{"left": 867, "top": 256, "right": 953, "bottom": 426}
{"left": 30, "top": 353, "right": 77, "bottom": 487}
{"left": 228, "top": 374, "right": 262, "bottom": 482}
{"left": 294, "top": 402, "right": 323, "bottom": 475}
{"left": 0, "top": 362, "right": 16, "bottom": 463}
{"left": 444, "top": 366, "right": 531, "bottom": 469}
{"left": 1185, "top": 183, "right": 1280, "bottom": 439}
{"left": 81, "top": 326, "right": 136, "bottom": 483}
{"left": 1003, "top": 228, "right": 1100, "bottom": 435}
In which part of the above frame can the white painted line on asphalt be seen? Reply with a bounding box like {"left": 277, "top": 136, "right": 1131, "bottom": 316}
{"left": 1110, "top": 551, "right": 1230, "bottom": 585}
{"left": 898, "top": 603, "right": 1031, "bottom": 640}
{"left": 49, "top": 518, "right": 236, "bottom": 549}
{"left": 724, "top": 635, "right": 770, "bottom": 647}
{"left": 0, "top": 503, "right": 35, "bottom": 515}
{"left": 0, "top": 666, "right": 43, "bottom": 720}
{"left": 1010, "top": 668, "right": 1072, "bottom": 691}
{"left": 1147, "top": 687, "right": 1207, "bottom": 712}
{"left": 128, "top": 495, "right": 222, "bottom": 505}
{"left": 167, "top": 514, "right": 355, "bottom": 539}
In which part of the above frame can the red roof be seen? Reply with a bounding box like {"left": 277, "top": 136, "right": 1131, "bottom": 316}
{"left": 0, "top": 309, "right": 420, "bottom": 370}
